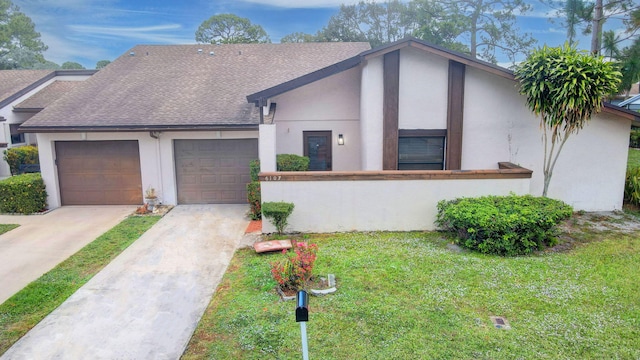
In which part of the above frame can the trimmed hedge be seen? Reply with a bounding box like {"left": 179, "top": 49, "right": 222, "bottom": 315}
{"left": 276, "top": 154, "right": 309, "bottom": 171}
{"left": 3, "top": 146, "right": 39, "bottom": 176}
{"left": 436, "top": 194, "right": 573, "bottom": 256}
{"left": 247, "top": 181, "right": 261, "bottom": 220}
{"left": 249, "top": 159, "right": 260, "bottom": 182}
{"left": 0, "top": 173, "right": 47, "bottom": 214}
{"left": 262, "top": 201, "right": 295, "bottom": 235}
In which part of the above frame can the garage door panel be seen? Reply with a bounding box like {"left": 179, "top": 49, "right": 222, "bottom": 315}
{"left": 56, "top": 141, "right": 143, "bottom": 205}
{"left": 175, "top": 139, "right": 257, "bottom": 204}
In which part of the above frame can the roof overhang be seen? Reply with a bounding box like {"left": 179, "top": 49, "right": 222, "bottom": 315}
{"left": 246, "top": 37, "right": 515, "bottom": 106}
{"left": 18, "top": 124, "right": 259, "bottom": 133}
{"left": 603, "top": 102, "right": 640, "bottom": 125}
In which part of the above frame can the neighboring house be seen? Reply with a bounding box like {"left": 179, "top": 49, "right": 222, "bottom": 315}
{"left": 619, "top": 94, "right": 640, "bottom": 112}
{"left": 0, "top": 70, "right": 96, "bottom": 178}
{"left": 18, "top": 38, "right": 640, "bottom": 233}
{"left": 19, "top": 43, "right": 371, "bottom": 207}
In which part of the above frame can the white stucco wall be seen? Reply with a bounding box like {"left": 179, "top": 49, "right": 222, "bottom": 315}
{"left": 399, "top": 47, "right": 449, "bottom": 130}
{"left": 37, "top": 130, "right": 258, "bottom": 208}
{"left": 360, "top": 57, "right": 384, "bottom": 170}
{"left": 463, "top": 67, "right": 630, "bottom": 210}
{"left": 261, "top": 177, "right": 530, "bottom": 233}
{"left": 271, "top": 67, "right": 362, "bottom": 171}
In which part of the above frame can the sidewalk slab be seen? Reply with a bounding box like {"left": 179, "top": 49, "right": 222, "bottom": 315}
{"left": 0, "top": 206, "right": 136, "bottom": 304}
{"left": 1, "top": 205, "right": 249, "bottom": 360}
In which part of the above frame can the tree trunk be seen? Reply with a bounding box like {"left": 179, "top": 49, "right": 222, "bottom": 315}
{"left": 591, "top": 0, "right": 603, "bottom": 55}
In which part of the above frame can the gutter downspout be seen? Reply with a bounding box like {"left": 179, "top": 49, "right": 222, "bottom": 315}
{"left": 149, "top": 131, "right": 164, "bottom": 203}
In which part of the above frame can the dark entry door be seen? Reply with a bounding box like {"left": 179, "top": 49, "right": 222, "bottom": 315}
{"left": 303, "top": 131, "right": 332, "bottom": 171}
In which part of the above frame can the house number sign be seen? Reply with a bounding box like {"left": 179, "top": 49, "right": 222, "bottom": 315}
{"left": 263, "top": 176, "right": 282, "bottom": 181}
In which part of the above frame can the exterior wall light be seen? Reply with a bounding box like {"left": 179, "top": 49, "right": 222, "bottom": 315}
{"left": 338, "top": 134, "right": 344, "bottom": 145}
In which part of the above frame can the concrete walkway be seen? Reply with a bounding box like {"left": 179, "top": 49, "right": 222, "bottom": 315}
{"left": 0, "top": 206, "right": 136, "bottom": 304}
{"left": 1, "top": 205, "right": 250, "bottom": 360}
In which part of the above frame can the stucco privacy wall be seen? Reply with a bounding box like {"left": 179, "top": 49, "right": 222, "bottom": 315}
{"left": 37, "top": 130, "right": 258, "bottom": 208}
{"left": 398, "top": 47, "right": 448, "bottom": 129}
{"left": 271, "top": 67, "right": 362, "bottom": 171}
{"left": 464, "top": 67, "right": 630, "bottom": 210}
{"left": 261, "top": 177, "right": 530, "bottom": 233}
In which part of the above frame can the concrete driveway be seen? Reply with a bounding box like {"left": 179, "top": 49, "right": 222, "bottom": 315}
{"left": 0, "top": 206, "right": 136, "bottom": 304}
{"left": 1, "top": 204, "right": 250, "bottom": 360}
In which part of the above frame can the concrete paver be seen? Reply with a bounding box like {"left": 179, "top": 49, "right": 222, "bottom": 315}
{"left": 0, "top": 206, "right": 136, "bottom": 304}
{"left": 1, "top": 204, "right": 249, "bottom": 360}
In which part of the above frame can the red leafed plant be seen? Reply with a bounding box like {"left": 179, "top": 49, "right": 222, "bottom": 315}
{"left": 270, "top": 241, "right": 318, "bottom": 292}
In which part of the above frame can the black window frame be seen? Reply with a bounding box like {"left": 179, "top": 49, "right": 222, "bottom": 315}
{"left": 398, "top": 129, "right": 446, "bottom": 170}
{"left": 9, "top": 124, "right": 25, "bottom": 145}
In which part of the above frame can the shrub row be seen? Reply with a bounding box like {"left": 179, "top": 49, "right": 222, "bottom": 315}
{"left": 0, "top": 173, "right": 47, "bottom": 214}
{"left": 630, "top": 127, "right": 640, "bottom": 148}
{"left": 436, "top": 194, "right": 573, "bottom": 256}
{"left": 247, "top": 154, "right": 309, "bottom": 220}
{"left": 3, "top": 146, "right": 39, "bottom": 176}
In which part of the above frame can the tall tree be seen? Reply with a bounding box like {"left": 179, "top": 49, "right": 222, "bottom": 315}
{"left": 601, "top": 29, "right": 620, "bottom": 58}
{"left": 0, "top": 0, "right": 47, "bottom": 69}
{"left": 423, "top": 0, "right": 537, "bottom": 63}
{"left": 280, "top": 32, "right": 318, "bottom": 43}
{"left": 315, "top": 0, "right": 417, "bottom": 47}
{"left": 195, "top": 14, "right": 270, "bottom": 44}
{"left": 96, "top": 60, "right": 111, "bottom": 69}
{"left": 514, "top": 44, "right": 621, "bottom": 196}
{"left": 562, "top": 0, "right": 592, "bottom": 44}
{"left": 618, "top": 37, "right": 640, "bottom": 97}
{"left": 411, "top": 0, "right": 469, "bottom": 53}
{"left": 61, "top": 61, "right": 85, "bottom": 69}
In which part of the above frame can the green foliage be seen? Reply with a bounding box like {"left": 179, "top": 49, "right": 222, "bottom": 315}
{"left": 95, "top": 59, "right": 110, "bottom": 69}
{"left": 0, "top": 0, "right": 47, "bottom": 69}
{"left": 436, "top": 195, "right": 573, "bottom": 256}
{"left": 3, "top": 145, "right": 38, "bottom": 176}
{"left": 630, "top": 127, "right": 640, "bottom": 148}
{"left": 514, "top": 44, "right": 621, "bottom": 196}
{"left": 247, "top": 181, "right": 261, "bottom": 220}
{"left": 195, "top": 13, "right": 270, "bottom": 44}
{"left": 625, "top": 167, "right": 640, "bottom": 206}
{"left": 0, "top": 173, "right": 47, "bottom": 214}
{"left": 276, "top": 154, "right": 309, "bottom": 171}
{"left": 60, "top": 61, "right": 84, "bottom": 69}
{"left": 249, "top": 159, "right": 260, "bottom": 182}
{"left": 0, "top": 224, "right": 18, "bottom": 235}
{"left": 270, "top": 241, "right": 318, "bottom": 291}
{"left": 262, "top": 202, "right": 294, "bottom": 235}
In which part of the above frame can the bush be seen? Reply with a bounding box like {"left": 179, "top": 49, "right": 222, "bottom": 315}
{"left": 247, "top": 181, "right": 261, "bottom": 220}
{"left": 270, "top": 240, "right": 318, "bottom": 291}
{"left": 249, "top": 159, "right": 260, "bottom": 182}
{"left": 276, "top": 154, "right": 309, "bottom": 171}
{"left": 625, "top": 167, "right": 640, "bottom": 206}
{"left": 436, "top": 194, "right": 573, "bottom": 256}
{"left": 3, "top": 145, "right": 39, "bottom": 176}
{"left": 262, "top": 201, "right": 295, "bottom": 235}
{"left": 631, "top": 127, "right": 640, "bottom": 148}
{"left": 0, "top": 173, "right": 47, "bottom": 214}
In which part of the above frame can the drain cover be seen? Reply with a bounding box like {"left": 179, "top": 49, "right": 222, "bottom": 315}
{"left": 489, "top": 316, "right": 511, "bottom": 330}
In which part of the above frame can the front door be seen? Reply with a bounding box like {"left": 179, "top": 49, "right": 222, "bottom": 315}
{"left": 303, "top": 131, "right": 332, "bottom": 171}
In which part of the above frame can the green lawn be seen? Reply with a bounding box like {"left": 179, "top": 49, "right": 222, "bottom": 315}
{"left": 628, "top": 148, "right": 640, "bottom": 169}
{"left": 0, "top": 216, "right": 160, "bottom": 356}
{"left": 183, "top": 230, "right": 640, "bottom": 359}
{"left": 0, "top": 224, "right": 19, "bottom": 236}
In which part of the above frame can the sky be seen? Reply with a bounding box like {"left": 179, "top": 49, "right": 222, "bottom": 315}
{"left": 10, "top": 0, "right": 634, "bottom": 69}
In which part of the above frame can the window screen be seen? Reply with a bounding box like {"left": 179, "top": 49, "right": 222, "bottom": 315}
{"left": 398, "top": 136, "right": 445, "bottom": 170}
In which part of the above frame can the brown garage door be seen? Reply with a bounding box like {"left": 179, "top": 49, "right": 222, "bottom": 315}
{"left": 56, "top": 141, "right": 143, "bottom": 205}
{"left": 175, "top": 139, "right": 257, "bottom": 204}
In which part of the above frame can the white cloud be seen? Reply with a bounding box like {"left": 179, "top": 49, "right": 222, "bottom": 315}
{"left": 68, "top": 24, "right": 193, "bottom": 44}
{"left": 237, "top": 0, "right": 390, "bottom": 8}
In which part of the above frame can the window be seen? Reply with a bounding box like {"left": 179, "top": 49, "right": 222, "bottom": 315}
{"left": 398, "top": 130, "right": 445, "bottom": 170}
{"left": 10, "top": 124, "right": 25, "bottom": 145}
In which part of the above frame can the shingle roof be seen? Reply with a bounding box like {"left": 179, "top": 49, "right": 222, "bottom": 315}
{"left": 21, "top": 42, "right": 370, "bottom": 131}
{"left": 14, "top": 81, "right": 84, "bottom": 111}
{"left": 0, "top": 70, "right": 54, "bottom": 107}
